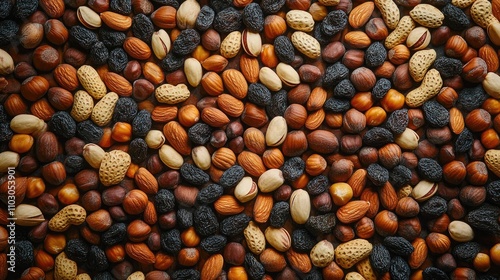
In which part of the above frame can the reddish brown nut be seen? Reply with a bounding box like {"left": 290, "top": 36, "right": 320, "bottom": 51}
{"left": 365, "top": 18, "right": 388, "bottom": 41}
{"left": 33, "top": 45, "right": 61, "bottom": 72}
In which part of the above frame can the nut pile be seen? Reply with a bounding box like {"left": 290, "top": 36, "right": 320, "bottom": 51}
{"left": 3, "top": 0, "right": 500, "bottom": 279}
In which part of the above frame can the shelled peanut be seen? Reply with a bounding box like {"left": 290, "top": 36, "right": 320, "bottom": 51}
{"left": 2, "top": 0, "right": 500, "bottom": 279}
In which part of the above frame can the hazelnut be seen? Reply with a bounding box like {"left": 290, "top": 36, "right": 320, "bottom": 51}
{"left": 397, "top": 217, "right": 421, "bottom": 241}
{"left": 465, "top": 108, "right": 491, "bottom": 132}
{"left": 20, "top": 76, "right": 50, "bottom": 102}
{"left": 127, "top": 220, "right": 152, "bottom": 242}
{"left": 427, "top": 213, "right": 451, "bottom": 233}
{"left": 305, "top": 154, "right": 327, "bottom": 176}
{"left": 41, "top": 161, "right": 66, "bottom": 186}
{"left": 436, "top": 253, "right": 457, "bottom": 272}
{"left": 340, "top": 134, "right": 362, "bottom": 154}
{"left": 122, "top": 189, "right": 148, "bottom": 215}
{"left": 378, "top": 143, "right": 402, "bottom": 169}
{"left": 322, "top": 41, "right": 345, "bottom": 63}
{"left": 462, "top": 57, "right": 488, "bottom": 83}
{"left": 459, "top": 185, "right": 486, "bottom": 207}
{"left": 260, "top": 248, "right": 287, "bottom": 272}
{"left": 342, "top": 49, "right": 365, "bottom": 70}
{"left": 447, "top": 198, "right": 465, "bottom": 220}
{"left": 19, "top": 23, "right": 44, "bottom": 49}
{"left": 284, "top": 104, "right": 308, "bottom": 129}
{"left": 224, "top": 242, "right": 246, "bottom": 266}
{"left": 466, "top": 161, "right": 488, "bottom": 186}
{"left": 445, "top": 35, "right": 468, "bottom": 58}
{"left": 33, "top": 45, "right": 61, "bottom": 72}
{"left": 329, "top": 160, "right": 354, "bottom": 183}
{"left": 264, "top": 15, "right": 287, "bottom": 40}
{"left": 355, "top": 217, "right": 375, "bottom": 239}
{"left": 342, "top": 108, "right": 366, "bottom": 134}
{"left": 86, "top": 209, "right": 112, "bottom": 232}
{"left": 312, "top": 192, "right": 332, "bottom": 212}
{"left": 388, "top": 44, "right": 411, "bottom": 65}
{"left": 395, "top": 197, "right": 420, "bottom": 217}
{"left": 374, "top": 210, "right": 398, "bottom": 236}
{"left": 426, "top": 232, "right": 451, "bottom": 254}
{"left": 44, "top": 19, "right": 68, "bottom": 45}
{"left": 282, "top": 130, "right": 308, "bottom": 157}
{"left": 442, "top": 160, "right": 466, "bottom": 185}
{"left": 365, "top": 18, "right": 388, "bottom": 41}
{"left": 436, "top": 87, "right": 458, "bottom": 108}
{"left": 178, "top": 248, "right": 200, "bottom": 267}
{"left": 81, "top": 190, "right": 101, "bottom": 212}
{"left": 334, "top": 224, "right": 355, "bottom": 242}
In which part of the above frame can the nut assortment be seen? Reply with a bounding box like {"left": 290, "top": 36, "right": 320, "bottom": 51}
{"left": 4, "top": 0, "right": 500, "bottom": 279}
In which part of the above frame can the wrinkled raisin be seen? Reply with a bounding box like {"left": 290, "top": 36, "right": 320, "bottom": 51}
{"left": 305, "top": 213, "right": 336, "bottom": 235}
{"left": 113, "top": 98, "right": 138, "bottom": 123}
{"left": 321, "top": 10, "right": 347, "bottom": 36}
{"left": 433, "top": 56, "right": 463, "bottom": 78}
{"left": 219, "top": 165, "right": 245, "bottom": 188}
{"left": 151, "top": 0, "right": 179, "bottom": 7}
{"left": 390, "top": 165, "right": 412, "bottom": 188}
{"left": 0, "top": 123, "right": 13, "bottom": 142}
{"left": 386, "top": 109, "right": 409, "bottom": 134}
{"left": 132, "top": 14, "right": 154, "bottom": 43}
{"left": 274, "top": 36, "right": 295, "bottom": 64}
{"left": 324, "top": 98, "right": 351, "bottom": 113}
{"left": 194, "top": 205, "right": 219, "bottom": 236}
{"left": 455, "top": 128, "right": 474, "bottom": 153}
{"left": 390, "top": 256, "right": 411, "bottom": 280}
{"left": 248, "top": 83, "right": 272, "bottom": 106}
{"left": 180, "top": 163, "right": 210, "bottom": 185}
{"left": 466, "top": 204, "right": 500, "bottom": 235}
{"left": 16, "top": 241, "right": 34, "bottom": 272}
{"left": 102, "top": 223, "right": 127, "bottom": 246}
{"left": 0, "top": 0, "right": 12, "bottom": 19}
{"left": 292, "top": 229, "right": 316, "bottom": 253}
{"left": 245, "top": 253, "right": 266, "bottom": 280}
{"left": 0, "top": 20, "right": 18, "bottom": 46}
{"left": 282, "top": 157, "right": 305, "bottom": 181}
{"left": 323, "top": 63, "right": 349, "bottom": 88}
{"left": 260, "top": 0, "right": 285, "bottom": 14}
{"left": 92, "top": 272, "right": 113, "bottom": 280}
{"left": 110, "top": 0, "right": 132, "bottom": 15}
{"left": 269, "top": 202, "right": 290, "bottom": 228}
{"left": 173, "top": 29, "right": 201, "bottom": 56}
{"left": 210, "top": 0, "right": 232, "bottom": 13}
{"left": 128, "top": 138, "right": 148, "bottom": 164}
{"left": 420, "top": 196, "right": 447, "bottom": 218}
{"left": 161, "top": 229, "right": 182, "bottom": 254}
{"left": 13, "top": 0, "right": 37, "bottom": 19}
{"left": 457, "top": 85, "right": 488, "bottom": 112}
{"left": 155, "top": 189, "right": 175, "bottom": 214}
{"left": 370, "top": 244, "right": 391, "bottom": 275}
{"left": 70, "top": 26, "right": 99, "bottom": 50}
{"left": 365, "top": 42, "right": 387, "bottom": 68}
{"left": 99, "top": 28, "right": 126, "bottom": 49}
{"left": 197, "top": 183, "right": 224, "bottom": 204}
{"left": 213, "top": 7, "right": 242, "bottom": 33}
{"left": 333, "top": 79, "right": 356, "bottom": 99}
{"left": 200, "top": 235, "right": 227, "bottom": 253}
{"left": 418, "top": 158, "right": 443, "bottom": 182}
{"left": 188, "top": 123, "right": 212, "bottom": 145}
{"left": 49, "top": 111, "right": 77, "bottom": 139}
{"left": 306, "top": 175, "right": 329, "bottom": 196}
{"left": 486, "top": 181, "right": 500, "bottom": 204}
{"left": 64, "top": 155, "right": 85, "bottom": 174}
{"left": 108, "top": 48, "right": 128, "bottom": 73}
{"left": 196, "top": 5, "right": 215, "bottom": 31}
{"left": 383, "top": 236, "right": 414, "bottom": 257}
{"left": 160, "top": 52, "right": 186, "bottom": 72}
{"left": 220, "top": 214, "right": 251, "bottom": 237}
{"left": 87, "top": 245, "right": 108, "bottom": 273}
{"left": 89, "top": 41, "right": 109, "bottom": 66}
{"left": 313, "top": 23, "right": 332, "bottom": 46}
{"left": 243, "top": 3, "right": 264, "bottom": 32}
{"left": 267, "top": 90, "right": 288, "bottom": 118}
{"left": 452, "top": 242, "right": 480, "bottom": 263}
{"left": 77, "top": 120, "right": 103, "bottom": 144}
{"left": 423, "top": 101, "right": 449, "bottom": 127}
{"left": 177, "top": 208, "right": 193, "bottom": 229}
{"left": 65, "top": 239, "right": 89, "bottom": 263}
{"left": 367, "top": 163, "right": 389, "bottom": 187}
{"left": 172, "top": 269, "right": 200, "bottom": 280}
{"left": 372, "top": 78, "right": 392, "bottom": 99}
{"left": 132, "top": 110, "right": 152, "bottom": 137}
{"left": 422, "top": 267, "right": 450, "bottom": 280}
{"left": 363, "top": 127, "right": 394, "bottom": 147}
{"left": 442, "top": 4, "right": 470, "bottom": 31}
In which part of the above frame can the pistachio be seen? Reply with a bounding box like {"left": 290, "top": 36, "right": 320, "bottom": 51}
{"left": 290, "top": 189, "right": 311, "bottom": 224}
{"left": 234, "top": 177, "right": 258, "bottom": 203}
{"left": 482, "top": 72, "right": 500, "bottom": 99}
{"left": 14, "top": 204, "right": 45, "bottom": 226}
{"left": 176, "top": 0, "right": 201, "bottom": 29}
{"left": 411, "top": 180, "right": 438, "bottom": 202}
{"left": 395, "top": 128, "right": 420, "bottom": 150}
{"left": 259, "top": 67, "right": 282, "bottom": 91}
{"left": 406, "top": 26, "right": 430, "bottom": 50}
{"left": 10, "top": 114, "right": 45, "bottom": 134}
{"left": 77, "top": 6, "right": 102, "bottom": 29}
{"left": 487, "top": 21, "right": 500, "bottom": 46}
{"left": 258, "top": 169, "right": 285, "bottom": 192}
{"left": 82, "top": 143, "right": 106, "bottom": 169}
{"left": 0, "top": 47, "right": 14, "bottom": 75}
{"left": 0, "top": 151, "right": 20, "bottom": 173}
{"left": 448, "top": 221, "right": 474, "bottom": 242}
{"left": 265, "top": 227, "right": 292, "bottom": 252}
{"left": 184, "top": 57, "right": 203, "bottom": 87}
{"left": 159, "top": 144, "right": 184, "bottom": 170}
{"left": 145, "top": 130, "right": 166, "bottom": 149}
{"left": 241, "top": 29, "right": 262, "bottom": 57}
{"left": 266, "top": 116, "right": 287, "bottom": 146}
{"left": 191, "top": 146, "right": 211, "bottom": 170}
{"left": 151, "top": 29, "right": 171, "bottom": 60}
{"left": 276, "top": 62, "right": 301, "bottom": 87}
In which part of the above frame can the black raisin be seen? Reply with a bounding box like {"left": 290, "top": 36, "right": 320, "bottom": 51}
{"left": 243, "top": 3, "right": 264, "bottom": 32}
{"left": 365, "top": 42, "right": 387, "bottom": 68}
{"left": 65, "top": 239, "right": 89, "bottom": 263}
{"left": 323, "top": 63, "right": 349, "bottom": 88}
{"left": 108, "top": 48, "right": 128, "bottom": 73}
{"left": 367, "top": 163, "right": 389, "bottom": 187}
{"left": 92, "top": 272, "right": 113, "bottom": 280}
{"left": 313, "top": 23, "right": 332, "bottom": 46}
{"left": 452, "top": 242, "right": 480, "bottom": 263}
{"left": 102, "top": 223, "right": 127, "bottom": 246}
{"left": 87, "top": 245, "right": 108, "bottom": 273}
{"left": 110, "top": 0, "right": 132, "bottom": 15}
{"left": 386, "top": 109, "right": 409, "bottom": 134}
{"left": 321, "top": 10, "right": 347, "bottom": 36}
{"left": 128, "top": 138, "right": 148, "bottom": 164}
{"left": 457, "top": 85, "right": 488, "bottom": 112}
{"left": 303, "top": 269, "right": 323, "bottom": 280}
{"left": 372, "top": 78, "right": 392, "bottom": 99}
{"left": 305, "top": 213, "right": 336, "bottom": 235}
{"left": 64, "top": 155, "right": 85, "bottom": 174}
{"left": 333, "top": 79, "right": 356, "bottom": 99}
{"left": 180, "top": 163, "right": 210, "bottom": 186}
{"left": 324, "top": 98, "right": 351, "bottom": 113}
{"left": 194, "top": 205, "right": 219, "bottom": 236}
{"left": 160, "top": 52, "right": 186, "bottom": 72}
{"left": 486, "top": 181, "right": 500, "bottom": 204}
{"left": 15, "top": 241, "right": 34, "bottom": 272}
{"left": 0, "top": 105, "right": 7, "bottom": 123}
{"left": 363, "top": 127, "right": 394, "bottom": 147}
{"left": 175, "top": 208, "right": 193, "bottom": 229}
{"left": 269, "top": 202, "right": 290, "bottom": 228}
{"left": 292, "top": 229, "right": 316, "bottom": 253}
{"left": 213, "top": 7, "right": 242, "bottom": 33}
{"left": 245, "top": 253, "right": 266, "bottom": 280}
{"left": 0, "top": 123, "right": 13, "bottom": 142}
{"left": 220, "top": 214, "right": 251, "bottom": 237}
{"left": 13, "top": 0, "right": 37, "bottom": 20}
{"left": 423, "top": 100, "right": 449, "bottom": 127}
{"left": 389, "top": 165, "right": 412, "bottom": 188}
{"left": 132, "top": 110, "right": 152, "bottom": 137}
{"left": 49, "top": 111, "right": 77, "bottom": 139}
{"left": 466, "top": 204, "right": 500, "bottom": 235}
{"left": 433, "top": 56, "right": 463, "bottom": 78}
{"left": 132, "top": 14, "right": 154, "bottom": 43}
{"left": 306, "top": 175, "right": 329, "bottom": 196}
{"left": 113, "top": 97, "right": 138, "bottom": 123}
{"left": 422, "top": 267, "right": 450, "bottom": 280}
{"left": 0, "top": 0, "right": 12, "bottom": 19}
{"left": 161, "top": 229, "right": 182, "bottom": 254}
{"left": 370, "top": 244, "right": 391, "bottom": 275}
{"left": 77, "top": 120, "right": 103, "bottom": 144}
{"left": 210, "top": 0, "right": 232, "bottom": 13}
{"left": 282, "top": 157, "right": 305, "bottom": 181}
{"left": 151, "top": 0, "right": 179, "bottom": 7}
{"left": 442, "top": 4, "right": 470, "bottom": 31}
{"left": 89, "top": 41, "right": 109, "bottom": 66}
{"left": 420, "top": 196, "right": 447, "bottom": 218}
{"left": 188, "top": 123, "right": 212, "bottom": 145}
{"left": 0, "top": 20, "right": 18, "bottom": 46}
{"left": 99, "top": 28, "right": 126, "bottom": 49}
{"left": 383, "top": 236, "right": 414, "bottom": 257}
{"left": 200, "top": 235, "right": 227, "bottom": 253}
{"left": 172, "top": 269, "right": 200, "bottom": 280}
{"left": 248, "top": 83, "right": 272, "bottom": 106}
{"left": 196, "top": 5, "right": 215, "bottom": 31}
{"left": 390, "top": 256, "right": 411, "bottom": 280}
{"left": 455, "top": 128, "right": 474, "bottom": 153}
{"left": 260, "top": 0, "right": 285, "bottom": 14}
{"left": 266, "top": 90, "right": 288, "bottom": 118}
{"left": 418, "top": 158, "right": 443, "bottom": 182}
{"left": 274, "top": 36, "right": 295, "bottom": 64}
{"left": 155, "top": 189, "right": 176, "bottom": 214}
{"left": 70, "top": 26, "right": 99, "bottom": 50}
{"left": 219, "top": 165, "right": 245, "bottom": 188}
{"left": 197, "top": 183, "right": 224, "bottom": 204}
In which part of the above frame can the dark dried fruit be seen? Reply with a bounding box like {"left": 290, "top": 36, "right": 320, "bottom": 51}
{"left": 305, "top": 213, "right": 336, "bottom": 235}
{"left": 193, "top": 205, "right": 219, "bottom": 236}
{"left": 200, "top": 235, "right": 227, "bottom": 253}
{"left": 269, "top": 202, "right": 290, "bottom": 228}
{"left": 243, "top": 3, "right": 264, "bottom": 32}
{"left": 155, "top": 189, "right": 176, "bottom": 214}
{"left": 99, "top": 28, "right": 126, "bottom": 49}
{"left": 372, "top": 78, "right": 392, "bottom": 99}
{"left": 77, "top": 120, "right": 103, "bottom": 144}
{"left": 455, "top": 128, "right": 474, "bottom": 153}
{"left": 197, "top": 183, "right": 224, "bottom": 204}
{"left": 486, "top": 181, "right": 500, "bottom": 204}
{"left": 306, "top": 175, "right": 329, "bottom": 196}
{"left": 108, "top": 48, "right": 128, "bottom": 73}
{"left": 324, "top": 98, "right": 351, "bottom": 113}
{"left": 245, "top": 253, "right": 266, "bottom": 280}
{"left": 93, "top": 272, "right": 114, "bottom": 280}
{"left": 110, "top": 0, "right": 132, "bottom": 15}
{"left": 0, "top": 0, "right": 12, "bottom": 19}
{"left": 274, "top": 36, "right": 295, "bottom": 64}
{"left": 457, "top": 85, "right": 488, "bottom": 112}
{"left": 128, "top": 138, "right": 148, "bottom": 164}
{"left": 196, "top": 5, "right": 215, "bottom": 31}
{"left": 282, "top": 157, "right": 305, "bottom": 181}
{"left": 451, "top": 242, "right": 480, "bottom": 263}
{"left": 132, "top": 110, "right": 152, "bottom": 137}
{"left": 363, "top": 127, "right": 394, "bottom": 147}
{"left": 172, "top": 269, "right": 200, "bottom": 280}
{"left": 180, "top": 163, "right": 210, "bottom": 186}
{"left": 248, "top": 83, "right": 272, "bottom": 106}
{"left": 160, "top": 52, "right": 186, "bottom": 72}
{"left": 0, "top": 20, "right": 18, "bottom": 46}
{"left": 390, "top": 256, "right": 411, "bottom": 280}
{"left": 161, "top": 229, "right": 182, "bottom": 254}
{"left": 292, "top": 229, "right": 316, "bottom": 253}
{"left": 65, "top": 239, "right": 89, "bottom": 263}
{"left": 177, "top": 208, "right": 193, "bottom": 229}
{"left": 304, "top": 270, "right": 323, "bottom": 280}
{"left": 266, "top": 90, "right": 288, "bottom": 119}
{"left": 383, "top": 236, "right": 414, "bottom": 257}
{"left": 370, "top": 244, "right": 391, "bottom": 275}
{"left": 219, "top": 165, "right": 245, "bottom": 188}
{"left": 389, "top": 165, "right": 412, "bottom": 188}
{"left": 420, "top": 196, "right": 447, "bottom": 218}
{"left": 423, "top": 100, "right": 449, "bottom": 127}
{"left": 386, "top": 109, "right": 409, "bottom": 134}
{"left": 321, "top": 10, "right": 348, "bottom": 37}
{"left": 89, "top": 41, "right": 109, "bottom": 66}
{"left": 209, "top": 0, "right": 232, "bottom": 13}
{"left": 188, "top": 123, "right": 212, "bottom": 145}
{"left": 466, "top": 203, "right": 500, "bottom": 236}
{"left": 132, "top": 14, "right": 154, "bottom": 43}
{"left": 213, "top": 7, "right": 242, "bottom": 33}
{"left": 64, "top": 155, "right": 85, "bottom": 174}
{"left": 49, "top": 111, "right": 77, "bottom": 139}
{"left": 102, "top": 223, "right": 127, "bottom": 246}
{"left": 173, "top": 29, "right": 200, "bottom": 56}
{"left": 442, "top": 4, "right": 470, "bottom": 31}
{"left": 70, "top": 26, "right": 99, "bottom": 50}
{"left": 0, "top": 123, "right": 13, "bottom": 142}
{"left": 333, "top": 79, "right": 356, "bottom": 99}
{"left": 15, "top": 241, "right": 34, "bottom": 272}
{"left": 313, "top": 23, "right": 332, "bottom": 46}
{"left": 418, "top": 158, "right": 443, "bottom": 182}
{"left": 13, "top": 0, "right": 37, "bottom": 20}
{"left": 433, "top": 56, "right": 463, "bottom": 78}
{"left": 87, "top": 245, "right": 108, "bottom": 273}
{"left": 422, "top": 267, "right": 450, "bottom": 280}
{"left": 260, "top": 0, "right": 285, "bottom": 14}
{"left": 365, "top": 42, "right": 387, "bottom": 68}
{"left": 367, "top": 163, "right": 389, "bottom": 187}
{"left": 220, "top": 214, "right": 251, "bottom": 237}
{"left": 323, "top": 62, "right": 350, "bottom": 88}
{"left": 113, "top": 98, "right": 138, "bottom": 123}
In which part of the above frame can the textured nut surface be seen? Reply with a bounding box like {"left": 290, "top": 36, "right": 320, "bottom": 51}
{"left": 99, "top": 150, "right": 132, "bottom": 186}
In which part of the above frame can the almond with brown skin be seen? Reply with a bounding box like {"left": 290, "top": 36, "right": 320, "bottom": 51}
{"left": 125, "top": 243, "right": 155, "bottom": 264}
{"left": 409, "top": 237, "right": 428, "bottom": 269}
{"left": 216, "top": 94, "right": 244, "bottom": 117}
{"left": 253, "top": 194, "right": 273, "bottom": 223}
{"left": 349, "top": 2, "right": 375, "bottom": 28}
{"left": 238, "top": 151, "right": 266, "bottom": 177}
{"left": 214, "top": 195, "right": 244, "bottom": 215}
{"left": 336, "top": 200, "right": 371, "bottom": 224}
{"left": 222, "top": 69, "right": 248, "bottom": 99}
{"left": 200, "top": 254, "right": 224, "bottom": 280}
{"left": 163, "top": 121, "right": 191, "bottom": 156}
{"left": 201, "top": 107, "right": 230, "bottom": 128}
{"left": 54, "top": 64, "right": 79, "bottom": 91}
{"left": 286, "top": 248, "right": 312, "bottom": 274}
{"left": 100, "top": 11, "right": 132, "bottom": 31}
{"left": 134, "top": 167, "right": 158, "bottom": 195}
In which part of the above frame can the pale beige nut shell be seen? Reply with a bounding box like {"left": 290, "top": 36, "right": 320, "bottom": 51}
{"left": 335, "top": 239, "right": 373, "bottom": 269}
{"left": 385, "top": 16, "right": 416, "bottom": 49}
{"left": 291, "top": 31, "right": 321, "bottom": 59}
{"left": 485, "top": 149, "right": 500, "bottom": 177}
{"left": 99, "top": 150, "right": 131, "bottom": 186}
{"left": 244, "top": 221, "right": 266, "bottom": 255}
{"left": 155, "top": 83, "right": 190, "bottom": 104}
{"left": 405, "top": 69, "right": 443, "bottom": 108}
{"left": 77, "top": 65, "right": 107, "bottom": 100}
{"left": 409, "top": 4, "right": 444, "bottom": 28}
{"left": 71, "top": 90, "right": 94, "bottom": 122}
{"left": 91, "top": 92, "right": 119, "bottom": 126}
{"left": 220, "top": 31, "right": 242, "bottom": 59}
{"left": 375, "top": 0, "right": 400, "bottom": 29}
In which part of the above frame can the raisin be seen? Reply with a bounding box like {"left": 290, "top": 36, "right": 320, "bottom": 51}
{"left": 0, "top": 0, "right": 12, "bottom": 19}
{"left": 386, "top": 109, "right": 409, "bottom": 134}
{"left": 16, "top": 241, "right": 34, "bottom": 273}
{"left": 93, "top": 272, "right": 113, "bottom": 280}
{"left": 194, "top": 206, "right": 219, "bottom": 236}
{"left": 197, "top": 183, "right": 224, "bottom": 204}
{"left": 113, "top": 97, "right": 138, "bottom": 123}
{"left": 313, "top": 23, "right": 332, "bottom": 46}
{"left": 172, "top": 269, "right": 200, "bottom": 280}
{"left": 420, "top": 196, "right": 447, "bottom": 218}
{"left": 269, "top": 202, "right": 290, "bottom": 228}
{"left": 363, "top": 127, "right": 394, "bottom": 147}
{"left": 177, "top": 208, "right": 193, "bottom": 229}
{"left": 306, "top": 175, "right": 329, "bottom": 196}
{"left": 151, "top": 0, "right": 179, "bottom": 7}
{"left": 99, "top": 28, "right": 126, "bottom": 48}
{"left": 65, "top": 239, "right": 89, "bottom": 263}
{"left": 466, "top": 204, "right": 500, "bottom": 235}
{"left": 0, "top": 20, "right": 18, "bottom": 46}
{"left": 128, "top": 138, "right": 148, "bottom": 164}
{"left": 305, "top": 213, "right": 336, "bottom": 235}
{"left": 200, "top": 235, "right": 227, "bottom": 253}
{"left": 70, "top": 26, "right": 99, "bottom": 50}
{"left": 220, "top": 214, "right": 251, "bottom": 237}
{"left": 108, "top": 48, "right": 128, "bottom": 73}
{"left": 365, "top": 42, "right": 387, "bottom": 68}
{"left": 266, "top": 90, "right": 288, "bottom": 119}
{"left": 486, "top": 181, "right": 500, "bottom": 204}
{"left": 243, "top": 3, "right": 264, "bottom": 32}
{"left": 390, "top": 256, "right": 411, "bottom": 280}
{"left": 161, "top": 229, "right": 182, "bottom": 254}
{"left": 274, "top": 36, "right": 295, "bottom": 64}
{"left": 370, "top": 244, "right": 391, "bottom": 275}
{"left": 248, "top": 83, "right": 272, "bottom": 106}
{"left": 423, "top": 100, "right": 449, "bottom": 127}
{"left": 89, "top": 41, "right": 109, "bottom": 66}
{"left": 0, "top": 123, "right": 13, "bottom": 142}
{"left": 442, "top": 4, "right": 470, "bottom": 31}
{"left": 188, "top": 123, "right": 212, "bottom": 145}
{"left": 213, "top": 7, "right": 242, "bottom": 33}
{"left": 292, "top": 229, "right": 316, "bottom": 253}
{"left": 478, "top": 275, "right": 496, "bottom": 280}
{"left": 452, "top": 242, "right": 480, "bottom": 263}
{"left": 245, "top": 253, "right": 266, "bottom": 280}
{"left": 282, "top": 157, "right": 305, "bottom": 181}
{"left": 455, "top": 128, "right": 474, "bottom": 153}
{"left": 323, "top": 63, "right": 349, "bottom": 88}
{"left": 422, "top": 267, "right": 450, "bottom": 280}
{"left": 110, "top": 0, "right": 132, "bottom": 15}
{"left": 383, "top": 236, "right": 414, "bottom": 257}
{"left": 196, "top": 5, "right": 215, "bottom": 31}
{"left": 457, "top": 85, "right": 488, "bottom": 112}
{"left": 333, "top": 79, "right": 356, "bottom": 99}
{"left": 367, "top": 163, "right": 389, "bottom": 187}
{"left": 324, "top": 98, "right": 351, "bottom": 113}
{"left": 0, "top": 105, "right": 7, "bottom": 123}
{"left": 210, "top": 0, "right": 232, "bottom": 13}
{"left": 219, "top": 165, "right": 245, "bottom": 188}
{"left": 132, "top": 14, "right": 154, "bottom": 43}
{"left": 102, "top": 223, "right": 127, "bottom": 246}
{"left": 304, "top": 270, "right": 323, "bottom": 280}
{"left": 13, "top": 0, "right": 37, "bottom": 19}
{"left": 260, "top": 0, "right": 285, "bottom": 14}
{"left": 155, "top": 189, "right": 176, "bottom": 214}
{"left": 372, "top": 78, "right": 392, "bottom": 99}
{"left": 64, "top": 155, "right": 85, "bottom": 174}
{"left": 321, "top": 10, "right": 348, "bottom": 36}
{"left": 418, "top": 158, "right": 443, "bottom": 182}
{"left": 49, "top": 111, "right": 77, "bottom": 139}
{"left": 433, "top": 56, "right": 463, "bottom": 78}
{"left": 87, "top": 245, "right": 108, "bottom": 273}
{"left": 389, "top": 165, "right": 412, "bottom": 188}
{"left": 132, "top": 110, "right": 152, "bottom": 137}
{"left": 77, "top": 120, "right": 103, "bottom": 144}
{"left": 160, "top": 52, "right": 186, "bottom": 72}
{"left": 180, "top": 163, "right": 210, "bottom": 186}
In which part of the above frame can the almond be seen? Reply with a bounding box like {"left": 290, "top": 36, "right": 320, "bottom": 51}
{"left": 125, "top": 243, "right": 155, "bottom": 264}
{"left": 100, "top": 11, "right": 132, "bottom": 31}
{"left": 238, "top": 151, "right": 266, "bottom": 177}
{"left": 152, "top": 105, "right": 178, "bottom": 122}
{"left": 123, "top": 37, "right": 151, "bottom": 60}
{"left": 201, "top": 254, "right": 224, "bottom": 280}
{"left": 253, "top": 194, "right": 273, "bottom": 223}
{"left": 286, "top": 248, "right": 312, "bottom": 274}
{"left": 222, "top": 69, "right": 248, "bottom": 99}
{"left": 214, "top": 195, "right": 244, "bottom": 215}
{"left": 54, "top": 64, "right": 79, "bottom": 91}
{"left": 336, "top": 200, "right": 370, "bottom": 224}
{"left": 216, "top": 93, "right": 244, "bottom": 117}
{"left": 163, "top": 121, "right": 191, "bottom": 156}
{"left": 240, "top": 54, "right": 259, "bottom": 83}
{"left": 349, "top": 2, "right": 375, "bottom": 29}
{"left": 409, "top": 237, "right": 428, "bottom": 269}
{"left": 449, "top": 107, "right": 465, "bottom": 134}
{"left": 134, "top": 167, "right": 158, "bottom": 195}
{"left": 39, "top": 0, "right": 65, "bottom": 18}
{"left": 201, "top": 55, "right": 228, "bottom": 72}
{"left": 344, "top": 31, "right": 372, "bottom": 49}
{"left": 104, "top": 72, "right": 132, "bottom": 96}
{"left": 201, "top": 107, "right": 230, "bottom": 128}
{"left": 201, "top": 72, "right": 224, "bottom": 96}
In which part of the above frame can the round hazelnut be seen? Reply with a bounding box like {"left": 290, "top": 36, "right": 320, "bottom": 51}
{"left": 224, "top": 242, "right": 246, "bottom": 265}
{"left": 44, "top": 19, "right": 68, "bottom": 45}
{"left": 395, "top": 197, "right": 420, "bottom": 217}
{"left": 33, "top": 45, "right": 61, "bottom": 72}
{"left": 442, "top": 160, "right": 466, "bottom": 185}
{"left": 123, "top": 189, "right": 148, "bottom": 215}
{"left": 459, "top": 185, "right": 486, "bottom": 207}
{"left": 426, "top": 232, "right": 451, "bottom": 254}
{"left": 397, "top": 217, "right": 421, "bottom": 241}
{"left": 374, "top": 210, "right": 398, "bottom": 236}
{"left": 20, "top": 23, "right": 44, "bottom": 49}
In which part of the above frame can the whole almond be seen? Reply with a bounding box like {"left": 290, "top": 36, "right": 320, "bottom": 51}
{"left": 100, "top": 11, "right": 132, "bottom": 31}
{"left": 336, "top": 200, "right": 370, "bottom": 224}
